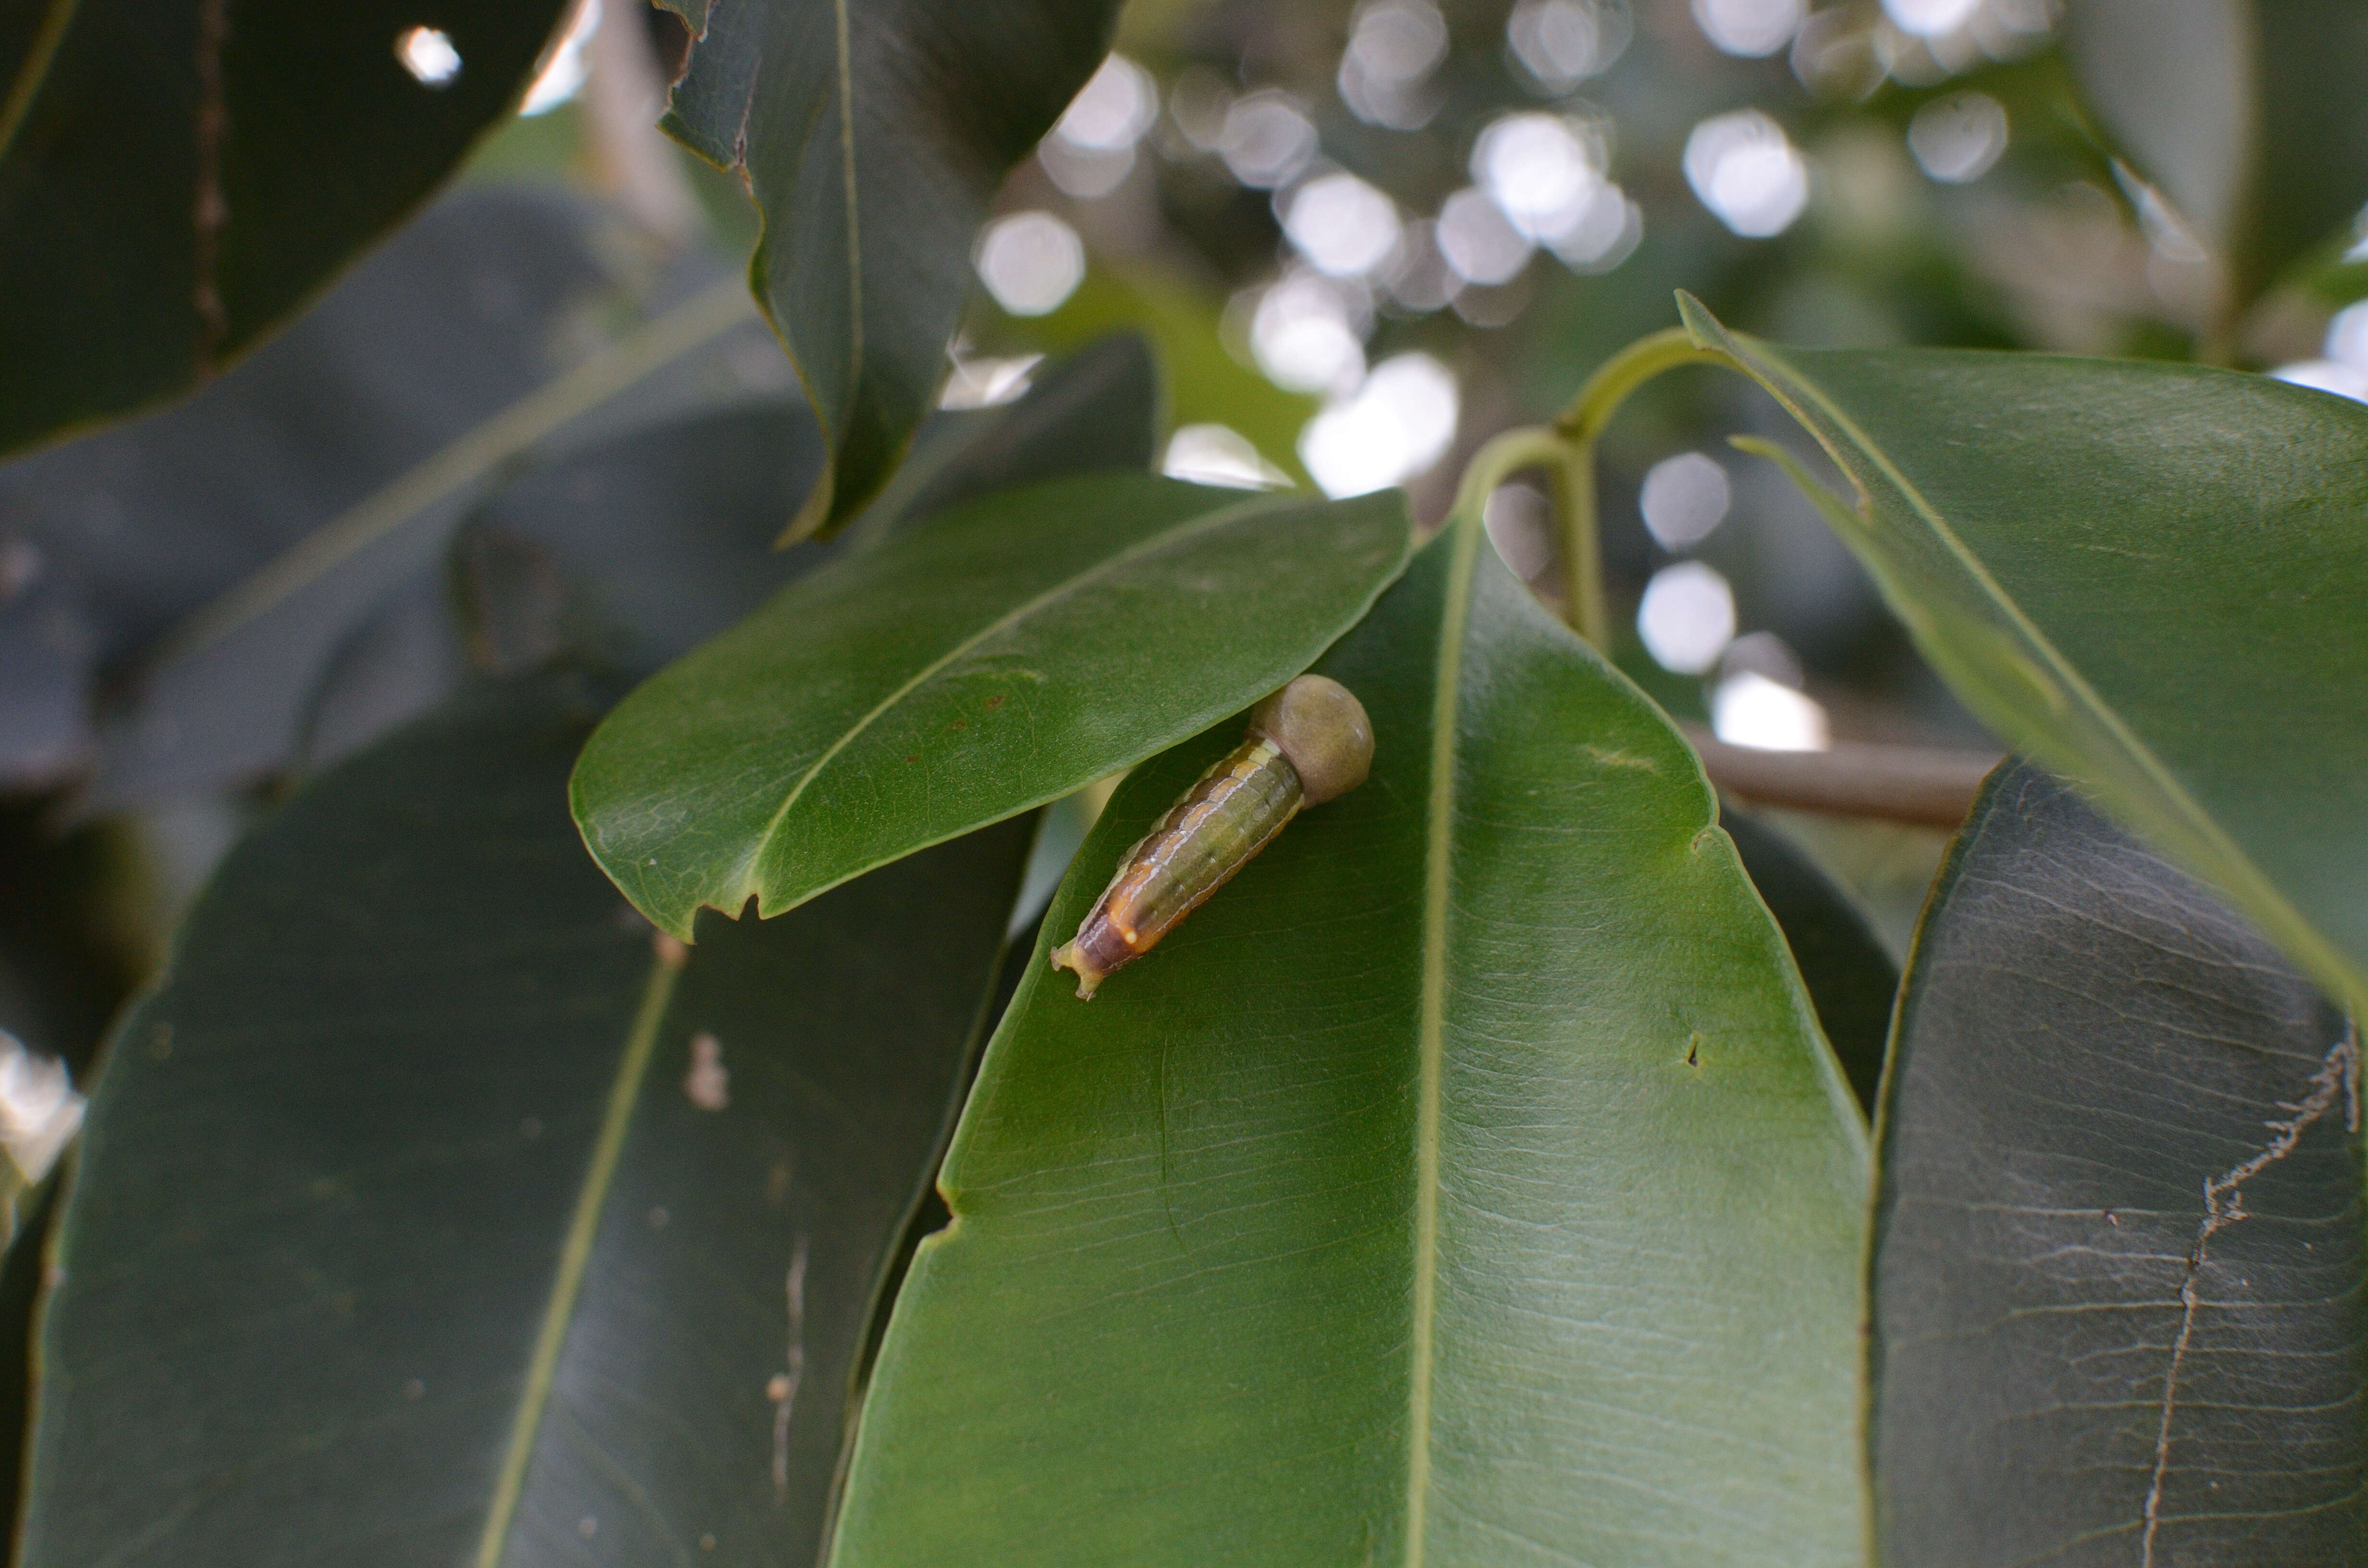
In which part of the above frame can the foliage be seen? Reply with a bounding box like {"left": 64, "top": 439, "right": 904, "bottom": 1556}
{"left": 0, "top": 0, "right": 2363, "bottom": 1564}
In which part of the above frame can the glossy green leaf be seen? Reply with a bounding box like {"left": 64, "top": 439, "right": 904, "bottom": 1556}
{"left": 24, "top": 672, "right": 1032, "bottom": 1566}
{"left": 2063, "top": 0, "right": 2368, "bottom": 309}
{"left": 657, "top": 0, "right": 1122, "bottom": 536}
{"left": 572, "top": 475, "right": 1411, "bottom": 939}
{"left": 832, "top": 522, "right": 1869, "bottom": 1566}
{"left": 1870, "top": 760, "right": 2366, "bottom": 1565}
{"left": 0, "top": 0, "right": 572, "bottom": 456}
{"left": 1682, "top": 296, "right": 2368, "bottom": 1022}
{"left": 1723, "top": 808, "right": 1898, "bottom": 1117}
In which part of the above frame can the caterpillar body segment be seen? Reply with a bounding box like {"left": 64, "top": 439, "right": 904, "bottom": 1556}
{"left": 1050, "top": 675, "right": 1373, "bottom": 999}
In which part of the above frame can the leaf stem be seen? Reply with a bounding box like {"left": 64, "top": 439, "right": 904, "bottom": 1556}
{"left": 1449, "top": 329, "right": 1734, "bottom": 650}
{"left": 1448, "top": 427, "right": 1602, "bottom": 645}
{"left": 1551, "top": 329, "right": 1730, "bottom": 646}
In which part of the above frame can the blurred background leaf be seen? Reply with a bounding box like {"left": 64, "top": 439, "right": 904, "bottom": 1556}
{"left": 0, "top": 185, "right": 793, "bottom": 803}
{"left": 0, "top": 0, "right": 576, "bottom": 455}
{"left": 2063, "top": 0, "right": 2368, "bottom": 326}
{"left": 1870, "top": 760, "right": 2366, "bottom": 1565}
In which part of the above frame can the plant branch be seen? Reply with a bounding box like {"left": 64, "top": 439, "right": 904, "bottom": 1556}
{"left": 1681, "top": 725, "right": 2000, "bottom": 828}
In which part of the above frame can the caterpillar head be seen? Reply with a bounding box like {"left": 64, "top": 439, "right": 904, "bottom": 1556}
{"left": 1249, "top": 674, "right": 1373, "bottom": 806}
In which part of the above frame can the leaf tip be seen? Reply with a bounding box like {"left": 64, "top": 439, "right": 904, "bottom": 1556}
{"left": 776, "top": 467, "right": 837, "bottom": 548}
{"left": 1673, "top": 291, "right": 1726, "bottom": 352}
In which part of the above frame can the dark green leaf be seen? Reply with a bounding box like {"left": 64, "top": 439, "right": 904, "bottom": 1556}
{"left": 469, "top": 401, "right": 827, "bottom": 674}
{"left": 1869, "top": 760, "right": 2366, "bottom": 1565}
{"left": 24, "top": 673, "right": 1032, "bottom": 1566}
{"left": 572, "top": 475, "right": 1412, "bottom": 939}
{"left": 656, "top": 0, "right": 1123, "bottom": 535}
{"left": 1682, "top": 297, "right": 2368, "bottom": 1021}
{"left": 1723, "top": 808, "right": 1898, "bottom": 1116}
{"left": 2063, "top": 0, "right": 2368, "bottom": 309}
{"left": 0, "top": 0, "right": 572, "bottom": 454}
{"left": 0, "top": 1183, "right": 59, "bottom": 1545}
{"left": 849, "top": 333, "right": 1161, "bottom": 549}
{"left": 832, "top": 522, "right": 1868, "bottom": 1566}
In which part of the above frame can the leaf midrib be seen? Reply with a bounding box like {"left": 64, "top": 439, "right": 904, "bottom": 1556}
{"left": 1404, "top": 511, "right": 1482, "bottom": 1564}
{"left": 471, "top": 942, "right": 685, "bottom": 1568}
{"left": 0, "top": 0, "right": 78, "bottom": 160}
{"left": 1684, "top": 303, "right": 2359, "bottom": 1013}
{"left": 738, "top": 489, "right": 1312, "bottom": 909}
{"left": 831, "top": 0, "right": 862, "bottom": 389}
{"left": 151, "top": 279, "right": 756, "bottom": 669}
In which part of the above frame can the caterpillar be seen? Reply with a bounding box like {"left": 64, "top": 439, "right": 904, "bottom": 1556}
{"left": 1051, "top": 675, "right": 1373, "bottom": 999}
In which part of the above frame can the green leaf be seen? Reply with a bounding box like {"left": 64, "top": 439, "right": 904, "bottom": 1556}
{"left": 1723, "top": 808, "right": 1898, "bottom": 1117}
{"left": 1680, "top": 296, "right": 2368, "bottom": 1021}
{"left": 1870, "top": 760, "right": 2366, "bottom": 1565}
{"left": 572, "top": 475, "right": 1412, "bottom": 940}
{"left": 0, "top": 0, "right": 573, "bottom": 456}
{"left": 831, "top": 522, "right": 1869, "bottom": 1566}
{"left": 23, "top": 673, "right": 1033, "bottom": 1566}
{"left": 2063, "top": 0, "right": 2368, "bottom": 310}
{"left": 657, "top": 0, "right": 1123, "bottom": 536}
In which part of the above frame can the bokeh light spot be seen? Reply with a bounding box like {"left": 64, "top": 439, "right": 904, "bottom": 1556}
{"left": 1881, "top": 0, "right": 1980, "bottom": 37}
{"left": 396, "top": 26, "right": 462, "bottom": 86}
{"left": 1474, "top": 112, "right": 1604, "bottom": 242}
{"left": 1221, "top": 93, "right": 1320, "bottom": 189}
{"left": 1692, "top": 0, "right": 1804, "bottom": 59}
{"left": 1684, "top": 111, "right": 1810, "bottom": 238}
{"left": 1713, "top": 670, "right": 1830, "bottom": 750}
{"left": 1908, "top": 92, "right": 2007, "bottom": 184}
{"left": 975, "top": 212, "right": 1085, "bottom": 317}
{"left": 521, "top": 0, "right": 598, "bottom": 114}
{"left": 1056, "top": 54, "right": 1159, "bottom": 151}
{"left": 1506, "top": 0, "right": 1631, "bottom": 91}
{"left": 1639, "top": 453, "right": 1732, "bottom": 549}
{"left": 1251, "top": 274, "right": 1369, "bottom": 393}
{"left": 1284, "top": 172, "right": 1404, "bottom": 278}
{"left": 1637, "top": 561, "right": 1736, "bottom": 674}
{"left": 1162, "top": 425, "right": 1294, "bottom": 490}
{"left": 1437, "top": 188, "right": 1534, "bottom": 286}
{"left": 1299, "top": 354, "right": 1460, "bottom": 498}
{"left": 1484, "top": 483, "right": 1554, "bottom": 580}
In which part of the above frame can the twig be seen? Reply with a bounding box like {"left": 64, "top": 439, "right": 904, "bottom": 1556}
{"left": 1681, "top": 725, "right": 1999, "bottom": 828}
{"left": 583, "top": 0, "right": 700, "bottom": 245}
